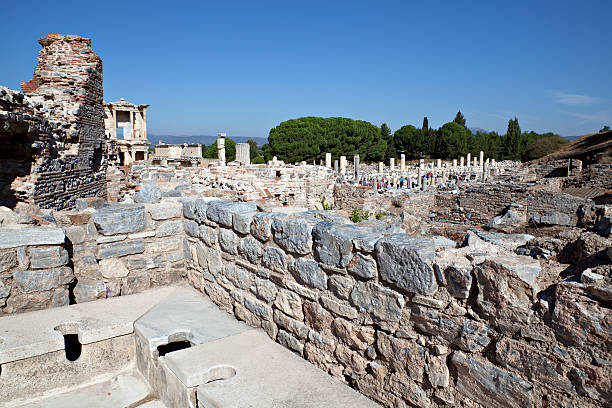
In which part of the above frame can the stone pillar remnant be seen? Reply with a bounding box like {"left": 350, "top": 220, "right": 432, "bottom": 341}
{"left": 378, "top": 162, "right": 384, "bottom": 173}
{"left": 354, "top": 155, "right": 360, "bottom": 179}
{"left": 236, "top": 143, "right": 250, "bottom": 165}
{"left": 217, "top": 133, "right": 226, "bottom": 166}
{"left": 400, "top": 154, "right": 406, "bottom": 170}
{"left": 325, "top": 153, "right": 332, "bottom": 168}
{"left": 390, "top": 158, "right": 395, "bottom": 171}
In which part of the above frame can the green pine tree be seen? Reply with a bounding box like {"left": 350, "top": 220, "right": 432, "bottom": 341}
{"left": 453, "top": 111, "right": 466, "bottom": 127}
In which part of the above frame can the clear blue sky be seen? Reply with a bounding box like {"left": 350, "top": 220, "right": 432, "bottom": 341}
{"left": 3, "top": 0, "right": 611, "bottom": 138}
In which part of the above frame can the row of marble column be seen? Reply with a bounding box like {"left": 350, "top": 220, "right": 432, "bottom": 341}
{"left": 320, "top": 150, "right": 498, "bottom": 182}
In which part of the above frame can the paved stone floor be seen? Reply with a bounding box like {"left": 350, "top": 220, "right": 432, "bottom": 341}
{"left": 16, "top": 370, "right": 165, "bottom": 408}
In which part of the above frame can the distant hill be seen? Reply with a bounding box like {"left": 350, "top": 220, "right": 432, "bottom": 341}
{"left": 147, "top": 134, "right": 268, "bottom": 149}
{"left": 539, "top": 130, "right": 612, "bottom": 164}
{"left": 469, "top": 127, "right": 490, "bottom": 134}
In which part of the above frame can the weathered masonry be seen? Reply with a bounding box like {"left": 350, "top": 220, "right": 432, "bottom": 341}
{"left": 0, "top": 34, "right": 107, "bottom": 210}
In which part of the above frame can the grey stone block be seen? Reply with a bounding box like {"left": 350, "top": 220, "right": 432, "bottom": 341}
{"left": 29, "top": 247, "right": 69, "bottom": 269}
{"left": 74, "top": 279, "right": 106, "bottom": 303}
{"left": 13, "top": 266, "right": 74, "bottom": 293}
{"left": 0, "top": 227, "right": 65, "bottom": 249}
{"left": 272, "top": 215, "right": 315, "bottom": 255}
{"left": 92, "top": 204, "right": 146, "bottom": 236}
{"left": 290, "top": 258, "right": 327, "bottom": 289}
{"left": 0, "top": 249, "right": 17, "bottom": 273}
{"left": 234, "top": 211, "right": 256, "bottom": 235}
{"left": 238, "top": 236, "right": 262, "bottom": 265}
{"left": 147, "top": 201, "right": 183, "bottom": 220}
{"left": 156, "top": 220, "right": 184, "bottom": 237}
{"left": 251, "top": 213, "right": 287, "bottom": 242}
{"left": 348, "top": 253, "right": 377, "bottom": 279}
{"left": 133, "top": 183, "right": 162, "bottom": 204}
{"left": 376, "top": 234, "right": 437, "bottom": 295}
{"left": 218, "top": 228, "right": 238, "bottom": 254}
{"left": 350, "top": 281, "right": 404, "bottom": 322}
{"left": 262, "top": 247, "right": 286, "bottom": 272}
{"left": 97, "top": 240, "right": 145, "bottom": 259}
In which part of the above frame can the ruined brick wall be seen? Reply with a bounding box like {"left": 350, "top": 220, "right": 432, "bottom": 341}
{"left": 181, "top": 199, "right": 610, "bottom": 408}
{"left": 17, "top": 34, "right": 107, "bottom": 209}
{"left": 435, "top": 182, "right": 588, "bottom": 225}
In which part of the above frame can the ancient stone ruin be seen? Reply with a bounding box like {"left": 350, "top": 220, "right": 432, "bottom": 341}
{"left": 0, "top": 34, "right": 610, "bottom": 408}
{"left": 0, "top": 34, "right": 107, "bottom": 210}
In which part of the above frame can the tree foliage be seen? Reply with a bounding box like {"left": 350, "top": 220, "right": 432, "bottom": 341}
{"left": 265, "top": 112, "right": 566, "bottom": 163}
{"left": 453, "top": 111, "right": 466, "bottom": 127}
{"left": 503, "top": 117, "right": 522, "bottom": 160}
{"left": 381, "top": 123, "right": 395, "bottom": 160}
{"left": 267, "top": 117, "right": 386, "bottom": 163}
{"left": 203, "top": 138, "right": 236, "bottom": 162}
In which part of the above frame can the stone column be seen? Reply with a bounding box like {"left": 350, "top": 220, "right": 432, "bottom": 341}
{"left": 400, "top": 154, "right": 405, "bottom": 171}
{"left": 473, "top": 157, "right": 478, "bottom": 167}
{"left": 466, "top": 153, "right": 471, "bottom": 168}
{"left": 453, "top": 159, "right": 457, "bottom": 168}
{"left": 354, "top": 154, "right": 360, "bottom": 179}
{"left": 390, "top": 158, "right": 395, "bottom": 171}
{"left": 217, "top": 133, "right": 226, "bottom": 166}
{"left": 418, "top": 159, "right": 424, "bottom": 186}
{"left": 437, "top": 159, "right": 442, "bottom": 169}
{"left": 479, "top": 151, "right": 484, "bottom": 169}
{"left": 378, "top": 162, "right": 384, "bottom": 173}
{"left": 334, "top": 160, "right": 339, "bottom": 172}
{"left": 460, "top": 157, "right": 464, "bottom": 167}
{"left": 236, "top": 143, "right": 250, "bottom": 165}
{"left": 325, "top": 153, "right": 332, "bottom": 168}
{"left": 340, "top": 156, "right": 347, "bottom": 174}
{"left": 483, "top": 160, "right": 488, "bottom": 181}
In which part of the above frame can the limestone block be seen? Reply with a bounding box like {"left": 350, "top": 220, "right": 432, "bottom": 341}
{"left": 0, "top": 248, "right": 17, "bottom": 273}
{"left": 411, "top": 305, "right": 490, "bottom": 352}
{"left": 303, "top": 300, "right": 333, "bottom": 333}
{"left": 156, "top": 220, "right": 183, "bottom": 237}
{"left": 320, "top": 295, "right": 358, "bottom": 320}
{"left": 73, "top": 278, "right": 106, "bottom": 303}
{"left": 451, "top": 351, "right": 534, "bottom": 408}
{"left": 147, "top": 201, "right": 183, "bottom": 220}
{"left": 29, "top": 247, "right": 69, "bottom": 269}
{"left": 97, "top": 240, "right": 145, "bottom": 259}
{"left": 277, "top": 329, "right": 304, "bottom": 355}
{"left": 243, "top": 294, "right": 273, "bottom": 321}
{"left": 99, "top": 258, "right": 129, "bottom": 279}
{"left": 376, "top": 234, "right": 437, "bottom": 295}
{"left": 313, "top": 221, "right": 355, "bottom": 267}
{"left": 237, "top": 236, "right": 262, "bottom": 265}
{"left": 184, "top": 220, "right": 199, "bottom": 237}
{"left": 133, "top": 183, "right": 162, "bottom": 204}
{"left": 332, "top": 318, "right": 375, "bottom": 351}
{"left": 274, "top": 309, "right": 309, "bottom": 340}
{"left": 218, "top": 228, "right": 238, "bottom": 255}
{"left": 233, "top": 211, "right": 257, "bottom": 235}
{"left": 290, "top": 258, "right": 327, "bottom": 289}
{"left": 272, "top": 215, "right": 315, "bottom": 255}
{"left": 347, "top": 253, "right": 377, "bottom": 279}
{"left": 92, "top": 204, "right": 146, "bottom": 236}
{"left": 530, "top": 211, "right": 573, "bottom": 226}
{"left": 251, "top": 213, "right": 286, "bottom": 242}
{"left": 262, "top": 247, "right": 287, "bottom": 272}
{"left": 328, "top": 274, "right": 354, "bottom": 300}
{"left": 0, "top": 227, "right": 65, "bottom": 249}
{"left": 199, "top": 225, "right": 217, "bottom": 246}
{"left": 350, "top": 281, "right": 405, "bottom": 323}
{"left": 252, "top": 277, "right": 278, "bottom": 303}
{"left": 224, "top": 264, "right": 252, "bottom": 290}
{"left": 552, "top": 282, "right": 612, "bottom": 348}
{"left": 207, "top": 200, "right": 257, "bottom": 228}
{"left": 12, "top": 266, "right": 73, "bottom": 293}
{"left": 274, "top": 289, "right": 304, "bottom": 320}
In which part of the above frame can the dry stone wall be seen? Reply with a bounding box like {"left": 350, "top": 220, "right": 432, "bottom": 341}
{"left": 1, "top": 196, "right": 610, "bottom": 407}
{"left": 181, "top": 198, "right": 611, "bottom": 408}
{"left": 0, "top": 199, "right": 186, "bottom": 315}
